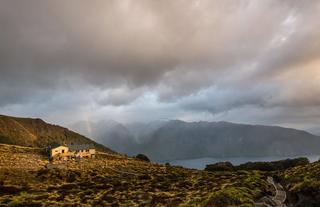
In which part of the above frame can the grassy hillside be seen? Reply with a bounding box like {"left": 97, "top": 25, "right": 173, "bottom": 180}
{"left": 279, "top": 160, "right": 320, "bottom": 206}
{"left": 0, "top": 115, "right": 113, "bottom": 153}
{"left": 0, "top": 144, "right": 271, "bottom": 207}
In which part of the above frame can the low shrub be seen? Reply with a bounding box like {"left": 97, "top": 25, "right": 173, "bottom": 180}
{"left": 205, "top": 162, "right": 235, "bottom": 172}
{"left": 135, "top": 154, "right": 150, "bottom": 162}
{"left": 202, "top": 187, "right": 253, "bottom": 207}
{"left": 236, "top": 157, "right": 309, "bottom": 171}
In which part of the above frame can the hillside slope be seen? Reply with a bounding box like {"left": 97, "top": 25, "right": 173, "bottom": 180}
{"left": 279, "top": 161, "right": 320, "bottom": 206}
{"left": 0, "top": 115, "right": 113, "bottom": 153}
{"left": 0, "top": 144, "right": 270, "bottom": 206}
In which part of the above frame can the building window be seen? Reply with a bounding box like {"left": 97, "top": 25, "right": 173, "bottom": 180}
{"left": 62, "top": 150, "right": 65, "bottom": 153}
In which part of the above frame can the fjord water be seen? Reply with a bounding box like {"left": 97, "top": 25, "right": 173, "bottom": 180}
{"left": 168, "top": 155, "right": 320, "bottom": 170}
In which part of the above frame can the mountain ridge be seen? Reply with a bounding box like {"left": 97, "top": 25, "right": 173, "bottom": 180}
{"left": 71, "top": 119, "right": 320, "bottom": 161}
{"left": 144, "top": 120, "right": 320, "bottom": 160}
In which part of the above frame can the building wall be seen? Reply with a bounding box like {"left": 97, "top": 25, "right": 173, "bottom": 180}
{"left": 51, "top": 146, "right": 96, "bottom": 160}
{"left": 51, "top": 146, "right": 69, "bottom": 157}
{"left": 89, "top": 148, "right": 95, "bottom": 155}
{"left": 90, "top": 149, "right": 96, "bottom": 158}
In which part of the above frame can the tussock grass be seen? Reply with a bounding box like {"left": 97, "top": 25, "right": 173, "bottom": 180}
{"left": 0, "top": 145, "right": 269, "bottom": 206}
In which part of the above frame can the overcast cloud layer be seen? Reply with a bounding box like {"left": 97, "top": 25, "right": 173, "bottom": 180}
{"left": 1, "top": 0, "right": 320, "bottom": 130}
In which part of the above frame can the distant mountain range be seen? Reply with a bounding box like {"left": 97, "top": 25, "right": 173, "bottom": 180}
{"left": 1, "top": 114, "right": 319, "bottom": 161}
{"left": 71, "top": 120, "right": 320, "bottom": 161}
{"left": 0, "top": 115, "right": 114, "bottom": 153}
{"left": 307, "top": 127, "right": 320, "bottom": 136}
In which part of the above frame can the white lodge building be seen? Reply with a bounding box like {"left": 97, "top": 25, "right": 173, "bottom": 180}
{"left": 50, "top": 144, "right": 96, "bottom": 160}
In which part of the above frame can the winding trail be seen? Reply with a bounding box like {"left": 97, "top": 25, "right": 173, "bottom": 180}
{"left": 255, "top": 177, "right": 287, "bottom": 207}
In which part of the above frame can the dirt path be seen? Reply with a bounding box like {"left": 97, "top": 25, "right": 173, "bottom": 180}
{"left": 255, "top": 177, "right": 287, "bottom": 207}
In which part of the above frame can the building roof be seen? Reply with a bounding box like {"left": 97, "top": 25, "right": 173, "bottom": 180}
{"left": 49, "top": 143, "right": 67, "bottom": 149}
{"left": 68, "top": 144, "right": 95, "bottom": 151}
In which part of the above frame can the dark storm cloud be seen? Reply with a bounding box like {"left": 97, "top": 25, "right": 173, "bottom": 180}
{"left": 0, "top": 1, "right": 314, "bottom": 87}
{"left": 95, "top": 86, "right": 145, "bottom": 106}
{"left": 179, "top": 86, "right": 272, "bottom": 114}
{"left": 0, "top": 0, "right": 320, "bottom": 128}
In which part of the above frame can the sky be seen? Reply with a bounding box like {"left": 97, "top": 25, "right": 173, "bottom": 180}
{"left": 0, "top": 0, "right": 320, "bottom": 131}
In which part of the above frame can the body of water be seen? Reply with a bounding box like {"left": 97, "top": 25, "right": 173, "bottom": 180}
{"left": 168, "top": 155, "right": 320, "bottom": 170}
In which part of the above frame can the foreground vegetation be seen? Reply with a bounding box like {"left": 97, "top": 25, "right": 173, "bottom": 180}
{"left": 278, "top": 160, "right": 320, "bottom": 206}
{"left": 0, "top": 144, "right": 272, "bottom": 207}
{"left": 205, "top": 157, "right": 310, "bottom": 172}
